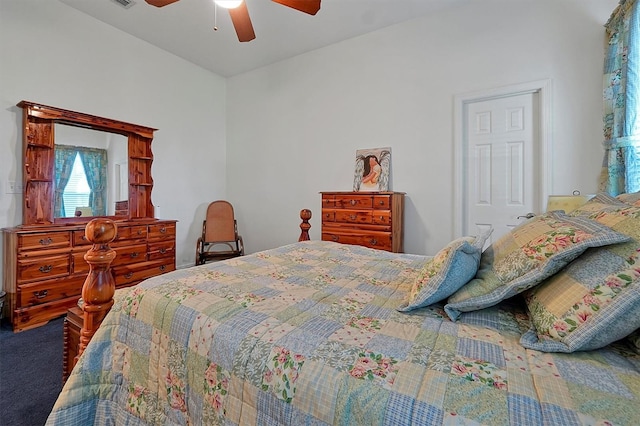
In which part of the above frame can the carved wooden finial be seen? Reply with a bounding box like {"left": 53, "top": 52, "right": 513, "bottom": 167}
{"left": 77, "top": 218, "right": 117, "bottom": 362}
{"left": 299, "top": 209, "right": 312, "bottom": 242}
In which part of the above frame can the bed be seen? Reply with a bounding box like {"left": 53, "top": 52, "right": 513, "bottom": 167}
{"left": 46, "top": 201, "right": 640, "bottom": 426}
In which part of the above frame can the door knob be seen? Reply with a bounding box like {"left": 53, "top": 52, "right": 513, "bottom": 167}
{"left": 517, "top": 213, "right": 536, "bottom": 219}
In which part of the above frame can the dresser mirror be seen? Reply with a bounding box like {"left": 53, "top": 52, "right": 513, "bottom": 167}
{"left": 54, "top": 123, "right": 128, "bottom": 218}
{"left": 18, "top": 100, "right": 157, "bottom": 226}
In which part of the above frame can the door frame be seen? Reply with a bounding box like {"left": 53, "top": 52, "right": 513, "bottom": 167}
{"left": 453, "top": 79, "right": 552, "bottom": 238}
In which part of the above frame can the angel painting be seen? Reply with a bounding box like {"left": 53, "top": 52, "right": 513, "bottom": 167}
{"left": 353, "top": 148, "right": 391, "bottom": 192}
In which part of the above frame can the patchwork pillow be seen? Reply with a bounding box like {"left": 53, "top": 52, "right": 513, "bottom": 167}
{"left": 444, "top": 211, "right": 630, "bottom": 321}
{"left": 397, "top": 231, "right": 490, "bottom": 312}
{"left": 520, "top": 205, "right": 640, "bottom": 352}
{"left": 616, "top": 190, "right": 640, "bottom": 206}
{"left": 567, "top": 192, "right": 628, "bottom": 218}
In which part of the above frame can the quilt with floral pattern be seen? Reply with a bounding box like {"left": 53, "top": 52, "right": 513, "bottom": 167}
{"left": 46, "top": 241, "right": 640, "bottom": 426}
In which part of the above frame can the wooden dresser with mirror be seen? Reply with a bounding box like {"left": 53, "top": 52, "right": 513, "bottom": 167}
{"left": 2, "top": 101, "right": 176, "bottom": 332}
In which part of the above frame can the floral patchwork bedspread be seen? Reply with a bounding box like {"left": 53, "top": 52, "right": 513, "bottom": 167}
{"left": 46, "top": 241, "right": 640, "bottom": 425}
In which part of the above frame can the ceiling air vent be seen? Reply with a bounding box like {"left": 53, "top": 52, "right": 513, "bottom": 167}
{"left": 110, "top": 0, "right": 136, "bottom": 9}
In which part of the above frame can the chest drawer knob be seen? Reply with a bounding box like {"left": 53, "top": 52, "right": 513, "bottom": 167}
{"left": 370, "top": 238, "right": 378, "bottom": 245}
{"left": 124, "top": 272, "right": 133, "bottom": 279}
{"left": 332, "top": 235, "right": 339, "bottom": 242}
{"left": 350, "top": 214, "right": 357, "bottom": 220}
{"left": 39, "top": 265, "right": 53, "bottom": 273}
{"left": 160, "top": 265, "right": 166, "bottom": 272}
{"left": 160, "top": 227, "right": 167, "bottom": 234}
{"left": 39, "top": 237, "right": 53, "bottom": 246}
{"left": 34, "top": 290, "right": 48, "bottom": 299}
{"left": 379, "top": 200, "right": 385, "bottom": 205}
{"left": 130, "top": 252, "right": 139, "bottom": 258}
{"left": 350, "top": 199, "right": 357, "bottom": 206}
{"left": 159, "top": 248, "right": 167, "bottom": 254}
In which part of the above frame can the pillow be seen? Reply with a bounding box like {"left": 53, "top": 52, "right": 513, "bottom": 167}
{"left": 616, "top": 190, "right": 640, "bottom": 206}
{"left": 567, "top": 192, "right": 628, "bottom": 218}
{"left": 520, "top": 205, "right": 640, "bottom": 352}
{"left": 396, "top": 231, "right": 490, "bottom": 312}
{"left": 444, "top": 211, "right": 630, "bottom": 321}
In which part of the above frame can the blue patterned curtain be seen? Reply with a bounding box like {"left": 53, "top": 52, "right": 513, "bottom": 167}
{"left": 601, "top": 0, "right": 640, "bottom": 195}
{"left": 78, "top": 147, "right": 108, "bottom": 216}
{"left": 54, "top": 145, "right": 78, "bottom": 217}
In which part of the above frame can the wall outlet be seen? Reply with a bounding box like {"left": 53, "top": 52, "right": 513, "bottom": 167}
{"left": 6, "top": 181, "right": 23, "bottom": 194}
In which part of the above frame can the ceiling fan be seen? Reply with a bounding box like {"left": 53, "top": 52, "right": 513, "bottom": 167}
{"left": 144, "top": 0, "right": 321, "bottom": 43}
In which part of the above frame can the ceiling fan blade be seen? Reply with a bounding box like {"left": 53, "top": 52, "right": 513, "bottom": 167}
{"left": 145, "top": 0, "right": 180, "bottom": 7}
{"left": 228, "top": 2, "right": 256, "bottom": 43}
{"left": 272, "top": 0, "right": 320, "bottom": 15}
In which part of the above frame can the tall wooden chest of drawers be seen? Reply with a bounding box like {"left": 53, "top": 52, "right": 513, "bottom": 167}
{"left": 320, "top": 191, "right": 405, "bottom": 252}
{"left": 2, "top": 219, "right": 177, "bottom": 332}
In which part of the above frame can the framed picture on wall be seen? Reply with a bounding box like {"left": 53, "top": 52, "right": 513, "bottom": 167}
{"left": 353, "top": 147, "right": 391, "bottom": 192}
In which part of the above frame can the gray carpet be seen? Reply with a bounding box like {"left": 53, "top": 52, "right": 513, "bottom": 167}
{"left": 0, "top": 317, "right": 64, "bottom": 426}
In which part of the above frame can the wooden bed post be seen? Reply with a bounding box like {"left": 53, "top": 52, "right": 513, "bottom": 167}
{"left": 77, "top": 218, "right": 117, "bottom": 362}
{"left": 299, "top": 209, "right": 312, "bottom": 241}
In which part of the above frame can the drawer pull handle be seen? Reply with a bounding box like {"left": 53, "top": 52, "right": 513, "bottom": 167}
{"left": 39, "top": 265, "right": 53, "bottom": 273}
{"left": 350, "top": 200, "right": 357, "bottom": 206}
{"left": 159, "top": 248, "right": 167, "bottom": 254}
{"left": 332, "top": 235, "right": 339, "bottom": 242}
{"left": 379, "top": 200, "right": 385, "bottom": 205}
{"left": 81, "top": 235, "right": 87, "bottom": 241}
{"left": 137, "top": 229, "right": 143, "bottom": 235}
{"left": 159, "top": 265, "right": 166, "bottom": 271}
{"left": 350, "top": 215, "right": 357, "bottom": 220}
{"left": 124, "top": 272, "right": 133, "bottom": 279}
{"left": 160, "top": 227, "right": 166, "bottom": 234}
{"left": 130, "top": 252, "right": 139, "bottom": 258}
{"left": 34, "top": 290, "right": 48, "bottom": 299}
{"left": 39, "top": 237, "right": 53, "bottom": 246}
{"left": 379, "top": 216, "right": 385, "bottom": 220}
{"left": 370, "top": 239, "right": 378, "bottom": 245}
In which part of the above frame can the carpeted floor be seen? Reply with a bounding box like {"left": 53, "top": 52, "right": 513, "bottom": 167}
{"left": 0, "top": 316, "right": 64, "bottom": 426}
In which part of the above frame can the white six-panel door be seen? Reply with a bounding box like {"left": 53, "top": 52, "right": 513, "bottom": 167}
{"left": 465, "top": 92, "right": 539, "bottom": 247}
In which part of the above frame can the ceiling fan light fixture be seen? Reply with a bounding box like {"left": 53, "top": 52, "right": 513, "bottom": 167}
{"left": 214, "top": 0, "right": 243, "bottom": 9}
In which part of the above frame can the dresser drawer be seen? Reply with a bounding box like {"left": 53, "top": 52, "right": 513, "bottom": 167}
{"left": 322, "top": 195, "right": 336, "bottom": 208}
{"left": 112, "top": 244, "right": 148, "bottom": 267}
{"left": 335, "top": 195, "right": 373, "bottom": 209}
{"left": 19, "top": 232, "right": 71, "bottom": 252}
{"left": 71, "top": 248, "right": 90, "bottom": 275}
{"left": 371, "top": 210, "right": 391, "bottom": 225}
{"left": 321, "top": 209, "right": 336, "bottom": 222}
{"left": 148, "top": 223, "right": 176, "bottom": 241}
{"left": 112, "top": 259, "right": 175, "bottom": 287}
{"left": 334, "top": 210, "right": 372, "bottom": 224}
{"left": 372, "top": 195, "right": 391, "bottom": 209}
{"left": 148, "top": 240, "right": 175, "bottom": 260}
{"left": 72, "top": 230, "right": 92, "bottom": 246}
{"left": 115, "top": 225, "right": 148, "bottom": 242}
{"left": 17, "top": 254, "right": 70, "bottom": 283}
{"left": 13, "top": 296, "right": 80, "bottom": 332}
{"left": 322, "top": 231, "right": 391, "bottom": 251}
{"left": 17, "top": 275, "right": 84, "bottom": 306}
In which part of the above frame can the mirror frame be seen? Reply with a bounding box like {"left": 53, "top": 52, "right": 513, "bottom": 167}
{"left": 17, "top": 100, "right": 157, "bottom": 226}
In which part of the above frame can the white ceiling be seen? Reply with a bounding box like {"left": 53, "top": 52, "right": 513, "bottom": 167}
{"left": 59, "top": 0, "right": 470, "bottom": 77}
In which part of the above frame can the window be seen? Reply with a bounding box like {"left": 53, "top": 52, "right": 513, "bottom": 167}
{"left": 62, "top": 153, "right": 91, "bottom": 217}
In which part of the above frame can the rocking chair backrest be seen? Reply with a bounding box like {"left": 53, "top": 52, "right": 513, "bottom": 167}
{"left": 204, "top": 201, "right": 237, "bottom": 243}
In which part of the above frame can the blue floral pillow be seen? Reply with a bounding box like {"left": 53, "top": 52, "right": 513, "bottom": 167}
{"left": 397, "top": 232, "right": 489, "bottom": 312}
{"left": 444, "top": 211, "right": 630, "bottom": 321}
{"left": 521, "top": 205, "right": 640, "bottom": 352}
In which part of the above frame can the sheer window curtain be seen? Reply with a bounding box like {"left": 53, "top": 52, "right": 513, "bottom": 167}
{"left": 54, "top": 145, "right": 77, "bottom": 217}
{"left": 78, "top": 147, "right": 108, "bottom": 216}
{"left": 601, "top": 0, "right": 640, "bottom": 196}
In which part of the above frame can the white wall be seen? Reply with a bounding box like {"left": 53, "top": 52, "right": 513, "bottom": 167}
{"left": 0, "top": 0, "right": 227, "bottom": 272}
{"left": 226, "top": 0, "right": 618, "bottom": 256}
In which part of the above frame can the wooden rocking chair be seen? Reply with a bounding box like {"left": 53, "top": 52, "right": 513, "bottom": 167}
{"left": 195, "top": 200, "right": 244, "bottom": 265}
